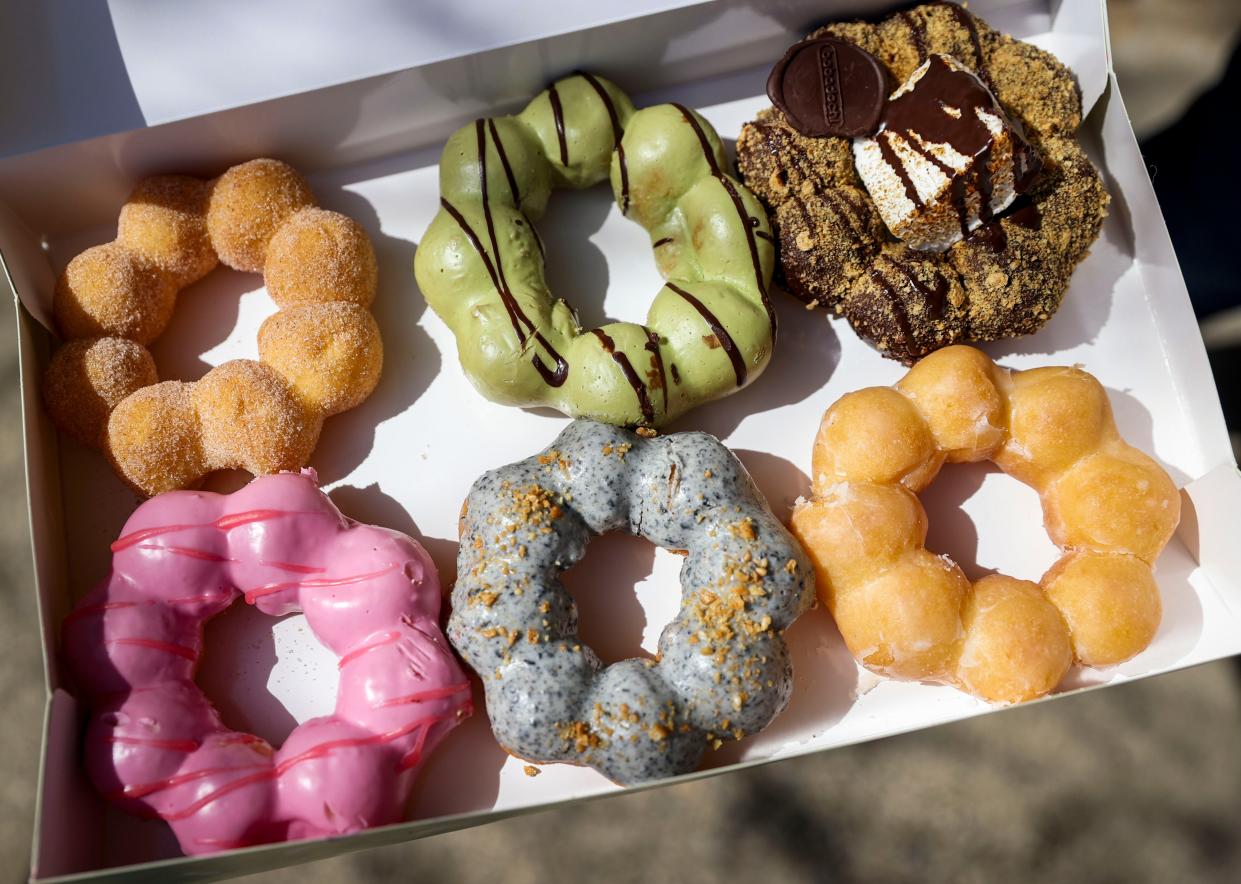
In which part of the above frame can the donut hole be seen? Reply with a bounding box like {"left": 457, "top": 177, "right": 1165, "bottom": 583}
{"left": 196, "top": 603, "right": 337, "bottom": 746}
{"left": 919, "top": 460, "right": 1059, "bottom": 582}
{"left": 560, "top": 533, "right": 681, "bottom": 665}
{"left": 536, "top": 184, "right": 666, "bottom": 330}
{"left": 148, "top": 271, "right": 277, "bottom": 383}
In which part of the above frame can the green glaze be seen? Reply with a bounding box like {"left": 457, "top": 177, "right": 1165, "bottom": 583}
{"left": 414, "top": 73, "right": 776, "bottom": 427}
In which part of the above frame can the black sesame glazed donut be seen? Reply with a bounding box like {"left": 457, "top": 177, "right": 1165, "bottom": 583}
{"left": 449, "top": 421, "right": 815, "bottom": 784}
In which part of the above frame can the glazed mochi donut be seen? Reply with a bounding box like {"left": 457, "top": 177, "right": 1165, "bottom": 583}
{"left": 42, "top": 160, "right": 383, "bottom": 496}
{"left": 450, "top": 420, "right": 814, "bottom": 784}
{"left": 62, "top": 470, "right": 470, "bottom": 855}
{"left": 415, "top": 73, "right": 777, "bottom": 428}
{"left": 789, "top": 346, "right": 1180, "bottom": 703}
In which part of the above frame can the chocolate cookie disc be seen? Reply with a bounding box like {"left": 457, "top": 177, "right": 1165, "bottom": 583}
{"left": 767, "top": 37, "right": 889, "bottom": 138}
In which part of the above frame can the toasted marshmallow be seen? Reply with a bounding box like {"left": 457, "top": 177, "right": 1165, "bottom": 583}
{"left": 852, "top": 54, "right": 1041, "bottom": 252}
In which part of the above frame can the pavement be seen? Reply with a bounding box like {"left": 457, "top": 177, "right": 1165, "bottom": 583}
{"left": 4, "top": 2, "right": 1241, "bottom": 882}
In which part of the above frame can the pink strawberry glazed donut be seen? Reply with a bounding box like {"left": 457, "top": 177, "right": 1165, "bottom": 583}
{"left": 61, "top": 470, "right": 471, "bottom": 855}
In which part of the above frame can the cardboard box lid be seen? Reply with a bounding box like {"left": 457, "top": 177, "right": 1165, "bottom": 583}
{"left": 6, "top": 1, "right": 1240, "bottom": 881}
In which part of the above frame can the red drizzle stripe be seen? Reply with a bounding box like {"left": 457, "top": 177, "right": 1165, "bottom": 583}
{"left": 106, "top": 735, "right": 200, "bottom": 753}
{"left": 140, "top": 545, "right": 232, "bottom": 563}
{"left": 161, "top": 711, "right": 463, "bottom": 820}
{"left": 258, "top": 560, "right": 326, "bottom": 574}
{"left": 376, "top": 682, "right": 473, "bottom": 708}
{"left": 114, "top": 763, "right": 269, "bottom": 800}
{"left": 243, "top": 563, "right": 399, "bottom": 604}
{"left": 338, "top": 630, "right": 402, "bottom": 669}
{"left": 63, "top": 601, "right": 140, "bottom": 625}
{"left": 111, "top": 509, "right": 318, "bottom": 552}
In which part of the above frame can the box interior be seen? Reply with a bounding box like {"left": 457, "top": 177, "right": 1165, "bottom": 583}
{"left": 4, "top": 1, "right": 1241, "bottom": 880}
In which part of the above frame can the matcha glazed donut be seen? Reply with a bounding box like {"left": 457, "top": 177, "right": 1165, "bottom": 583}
{"left": 415, "top": 73, "right": 778, "bottom": 427}
{"left": 450, "top": 421, "right": 814, "bottom": 783}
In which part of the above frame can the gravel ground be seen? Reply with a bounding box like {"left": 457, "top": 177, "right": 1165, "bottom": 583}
{"left": 4, "top": 2, "right": 1241, "bottom": 882}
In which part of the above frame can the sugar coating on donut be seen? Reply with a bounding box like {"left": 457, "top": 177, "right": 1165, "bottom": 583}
{"left": 791, "top": 346, "right": 1180, "bottom": 703}
{"left": 106, "top": 381, "right": 207, "bottom": 495}
{"left": 264, "top": 207, "right": 377, "bottom": 308}
{"left": 812, "top": 386, "right": 943, "bottom": 491}
{"left": 957, "top": 575, "right": 1072, "bottom": 704}
{"left": 117, "top": 175, "right": 217, "bottom": 287}
{"left": 207, "top": 159, "right": 315, "bottom": 272}
{"left": 258, "top": 302, "right": 383, "bottom": 416}
{"left": 790, "top": 483, "right": 925, "bottom": 600}
{"left": 54, "top": 242, "right": 177, "bottom": 344}
{"left": 193, "top": 360, "right": 321, "bottom": 475}
{"left": 896, "top": 344, "right": 1004, "bottom": 462}
{"left": 1045, "top": 446, "right": 1181, "bottom": 563}
{"left": 994, "top": 365, "right": 1115, "bottom": 485}
{"left": 42, "top": 337, "right": 157, "bottom": 448}
{"left": 833, "top": 549, "right": 968, "bottom": 681}
{"left": 1042, "top": 552, "right": 1161, "bottom": 666}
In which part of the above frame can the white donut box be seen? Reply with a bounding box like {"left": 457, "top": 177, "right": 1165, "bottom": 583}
{"left": 3, "top": 1, "right": 1239, "bottom": 880}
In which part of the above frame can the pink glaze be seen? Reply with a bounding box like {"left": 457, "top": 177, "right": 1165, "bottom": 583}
{"left": 62, "top": 470, "right": 471, "bottom": 855}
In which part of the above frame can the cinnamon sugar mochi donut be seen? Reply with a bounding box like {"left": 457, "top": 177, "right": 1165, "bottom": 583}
{"left": 43, "top": 160, "right": 383, "bottom": 496}
{"left": 789, "top": 346, "right": 1180, "bottom": 703}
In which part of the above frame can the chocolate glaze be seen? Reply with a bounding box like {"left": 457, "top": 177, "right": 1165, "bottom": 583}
{"left": 579, "top": 72, "right": 631, "bottom": 215}
{"left": 672, "top": 103, "right": 777, "bottom": 335}
{"left": 591, "top": 328, "right": 656, "bottom": 424}
{"left": 666, "top": 282, "right": 747, "bottom": 386}
{"left": 767, "top": 37, "right": 888, "bottom": 138}
{"left": 877, "top": 55, "right": 1040, "bottom": 234}
{"left": 966, "top": 197, "right": 1042, "bottom": 252}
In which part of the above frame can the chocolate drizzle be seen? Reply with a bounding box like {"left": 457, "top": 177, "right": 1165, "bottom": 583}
{"left": 868, "top": 266, "right": 916, "bottom": 345}
{"left": 933, "top": 0, "right": 997, "bottom": 93}
{"left": 901, "top": 11, "right": 928, "bottom": 62}
{"left": 578, "top": 72, "right": 631, "bottom": 215}
{"left": 966, "top": 197, "right": 1042, "bottom": 252}
{"left": 548, "top": 84, "right": 569, "bottom": 166}
{"left": 440, "top": 122, "right": 570, "bottom": 387}
{"left": 876, "top": 55, "right": 1040, "bottom": 240}
{"left": 672, "top": 103, "right": 777, "bottom": 335}
{"left": 591, "top": 328, "right": 655, "bottom": 424}
{"left": 487, "top": 118, "right": 521, "bottom": 205}
{"left": 666, "top": 282, "right": 747, "bottom": 386}
{"left": 644, "top": 328, "right": 668, "bottom": 404}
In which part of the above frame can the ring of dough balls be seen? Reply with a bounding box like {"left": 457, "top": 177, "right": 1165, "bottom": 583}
{"left": 789, "top": 346, "right": 1181, "bottom": 704}
{"left": 41, "top": 160, "right": 383, "bottom": 496}
{"left": 450, "top": 420, "right": 814, "bottom": 784}
{"left": 415, "top": 72, "right": 777, "bottom": 428}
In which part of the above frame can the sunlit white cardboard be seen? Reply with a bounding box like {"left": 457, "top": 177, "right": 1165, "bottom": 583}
{"left": 3, "top": 1, "right": 1240, "bottom": 881}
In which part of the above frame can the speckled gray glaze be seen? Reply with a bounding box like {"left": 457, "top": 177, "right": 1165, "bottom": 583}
{"left": 449, "top": 420, "right": 815, "bottom": 784}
